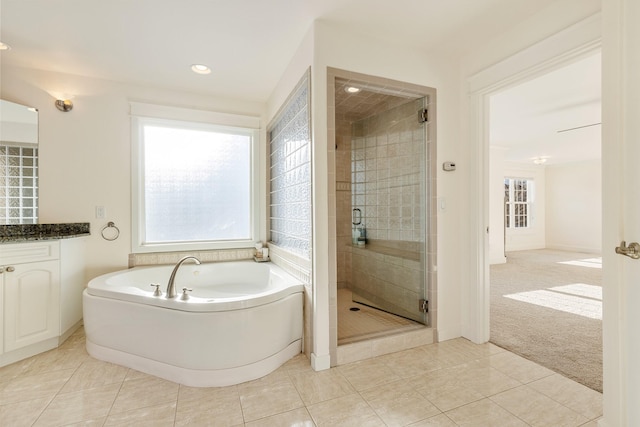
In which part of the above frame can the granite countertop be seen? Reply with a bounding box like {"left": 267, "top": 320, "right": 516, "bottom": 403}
{"left": 0, "top": 223, "right": 90, "bottom": 243}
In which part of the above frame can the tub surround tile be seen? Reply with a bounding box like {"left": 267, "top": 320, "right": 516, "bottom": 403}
{"left": 128, "top": 247, "right": 255, "bottom": 267}
{"left": 0, "top": 223, "right": 90, "bottom": 242}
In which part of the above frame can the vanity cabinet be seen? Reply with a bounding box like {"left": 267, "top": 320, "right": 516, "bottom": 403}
{"left": 0, "top": 238, "right": 86, "bottom": 366}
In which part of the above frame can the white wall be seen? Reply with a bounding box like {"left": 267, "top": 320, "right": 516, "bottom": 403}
{"left": 546, "top": 160, "right": 601, "bottom": 253}
{"left": 1, "top": 65, "right": 265, "bottom": 281}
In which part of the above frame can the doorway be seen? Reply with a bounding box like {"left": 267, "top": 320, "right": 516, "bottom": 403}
{"left": 487, "top": 51, "right": 602, "bottom": 391}
{"left": 328, "top": 69, "right": 437, "bottom": 352}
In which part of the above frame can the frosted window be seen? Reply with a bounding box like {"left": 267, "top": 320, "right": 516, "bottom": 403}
{"left": 134, "top": 118, "right": 256, "bottom": 251}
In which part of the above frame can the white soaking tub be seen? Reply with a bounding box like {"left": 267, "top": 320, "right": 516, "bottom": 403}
{"left": 83, "top": 260, "right": 304, "bottom": 387}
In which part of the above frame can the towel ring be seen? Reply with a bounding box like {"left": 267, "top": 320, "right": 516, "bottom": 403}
{"left": 101, "top": 221, "right": 120, "bottom": 241}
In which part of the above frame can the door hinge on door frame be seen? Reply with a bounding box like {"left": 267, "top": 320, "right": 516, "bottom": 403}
{"left": 419, "top": 108, "right": 429, "bottom": 123}
{"left": 419, "top": 298, "right": 429, "bottom": 313}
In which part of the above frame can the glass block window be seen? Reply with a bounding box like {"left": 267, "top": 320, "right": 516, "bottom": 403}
{"left": 268, "top": 72, "right": 312, "bottom": 259}
{"left": 0, "top": 145, "right": 38, "bottom": 224}
{"left": 131, "top": 109, "right": 259, "bottom": 252}
{"left": 505, "top": 178, "right": 533, "bottom": 228}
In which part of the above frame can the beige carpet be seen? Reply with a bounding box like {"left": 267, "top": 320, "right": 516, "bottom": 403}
{"left": 490, "top": 249, "right": 603, "bottom": 392}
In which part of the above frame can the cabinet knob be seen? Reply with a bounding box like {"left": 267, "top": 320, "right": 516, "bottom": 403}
{"left": 5, "top": 266, "right": 15, "bottom": 272}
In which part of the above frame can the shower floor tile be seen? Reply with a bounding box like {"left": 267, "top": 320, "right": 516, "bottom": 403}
{"left": 337, "top": 288, "right": 422, "bottom": 344}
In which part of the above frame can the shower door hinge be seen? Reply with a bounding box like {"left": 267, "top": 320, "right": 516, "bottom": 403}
{"left": 419, "top": 298, "right": 429, "bottom": 313}
{"left": 419, "top": 108, "right": 429, "bottom": 123}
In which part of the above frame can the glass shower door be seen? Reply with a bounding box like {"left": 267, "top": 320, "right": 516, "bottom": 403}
{"left": 349, "top": 97, "right": 429, "bottom": 324}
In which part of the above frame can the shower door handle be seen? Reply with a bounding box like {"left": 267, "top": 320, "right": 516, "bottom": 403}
{"left": 352, "top": 208, "right": 361, "bottom": 225}
{"left": 615, "top": 241, "right": 640, "bottom": 259}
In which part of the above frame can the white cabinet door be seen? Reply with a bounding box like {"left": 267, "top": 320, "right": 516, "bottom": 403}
{"left": 4, "top": 260, "right": 60, "bottom": 352}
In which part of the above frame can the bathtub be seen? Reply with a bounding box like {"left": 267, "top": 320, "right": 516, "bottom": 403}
{"left": 83, "top": 260, "right": 304, "bottom": 387}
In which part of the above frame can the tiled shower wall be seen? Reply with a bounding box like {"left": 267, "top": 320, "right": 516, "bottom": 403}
{"left": 268, "top": 73, "right": 312, "bottom": 260}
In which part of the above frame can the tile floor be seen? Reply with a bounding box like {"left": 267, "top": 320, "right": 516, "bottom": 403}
{"left": 0, "top": 328, "right": 602, "bottom": 426}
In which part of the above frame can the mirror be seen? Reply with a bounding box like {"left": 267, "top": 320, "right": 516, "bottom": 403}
{"left": 0, "top": 99, "right": 39, "bottom": 224}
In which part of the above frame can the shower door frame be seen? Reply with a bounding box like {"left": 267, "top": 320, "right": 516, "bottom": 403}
{"left": 327, "top": 67, "right": 438, "bottom": 359}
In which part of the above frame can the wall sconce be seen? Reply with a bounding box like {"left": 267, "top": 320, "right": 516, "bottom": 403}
{"left": 55, "top": 99, "right": 73, "bottom": 112}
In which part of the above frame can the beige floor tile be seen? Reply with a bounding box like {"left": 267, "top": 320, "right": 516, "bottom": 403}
{"left": 528, "top": 373, "right": 603, "bottom": 420}
{"left": 307, "top": 393, "right": 385, "bottom": 426}
{"left": 289, "top": 367, "right": 354, "bottom": 405}
{"left": 407, "top": 413, "right": 458, "bottom": 426}
{"left": 455, "top": 359, "right": 522, "bottom": 396}
{"left": 0, "top": 396, "right": 51, "bottom": 427}
{"left": 104, "top": 401, "right": 177, "bottom": 426}
{"left": 489, "top": 351, "right": 555, "bottom": 383}
{"left": 281, "top": 353, "right": 314, "bottom": 374}
{"left": 491, "top": 385, "right": 590, "bottom": 426}
{"left": 412, "top": 366, "right": 485, "bottom": 412}
{"left": 238, "top": 371, "right": 304, "bottom": 422}
{"left": 376, "top": 347, "right": 440, "bottom": 378}
{"left": 245, "top": 407, "right": 315, "bottom": 426}
{"left": 360, "top": 378, "right": 441, "bottom": 426}
{"left": 62, "top": 417, "right": 107, "bottom": 426}
{"left": 33, "top": 382, "right": 120, "bottom": 426}
{"left": 446, "top": 398, "right": 529, "bottom": 426}
{"left": 19, "top": 348, "right": 90, "bottom": 377}
{"left": 60, "top": 359, "right": 129, "bottom": 393}
{"left": 175, "top": 385, "right": 243, "bottom": 427}
{"left": 336, "top": 357, "right": 401, "bottom": 391}
{"left": 109, "top": 376, "right": 179, "bottom": 415}
{"left": 0, "top": 368, "right": 75, "bottom": 405}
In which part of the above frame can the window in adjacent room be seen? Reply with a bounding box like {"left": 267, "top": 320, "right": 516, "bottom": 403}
{"left": 504, "top": 178, "right": 534, "bottom": 228}
{"left": 131, "top": 104, "right": 259, "bottom": 252}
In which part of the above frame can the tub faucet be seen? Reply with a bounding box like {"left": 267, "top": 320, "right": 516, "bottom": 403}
{"left": 166, "top": 256, "right": 201, "bottom": 298}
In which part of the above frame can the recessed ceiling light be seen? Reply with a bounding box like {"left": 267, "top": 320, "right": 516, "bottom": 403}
{"left": 191, "top": 64, "right": 211, "bottom": 75}
{"left": 532, "top": 157, "right": 548, "bottom": 165}
{"left": 345, "top": 86, "right": 361, "bottom": 93}
{"left": 0, "top": 42, "right": 11, "bottom": 51}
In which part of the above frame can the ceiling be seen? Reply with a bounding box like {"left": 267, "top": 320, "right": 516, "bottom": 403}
{"left": 490, "top": 52, "right": 601, "bottom": 166}
{"left": 1, "top": 0, "right": 560, "bottom": 103}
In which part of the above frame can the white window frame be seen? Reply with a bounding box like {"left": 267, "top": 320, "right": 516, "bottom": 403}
{"left": 131, "top": 103, "right": 260, "bottom": 253}
{"left": 504, "top": 177, "right": 534, "bottom": 229}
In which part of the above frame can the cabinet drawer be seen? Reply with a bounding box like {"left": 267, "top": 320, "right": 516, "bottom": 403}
{"left": 0, "top": 241, "right": 60, "bottom": 265}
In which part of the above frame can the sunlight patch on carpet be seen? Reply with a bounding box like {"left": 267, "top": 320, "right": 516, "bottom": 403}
{"left": 557, "top": 257, "right": 602, "bottom": 269}
{"left": 504, "top": 284, "right": 602, "bottom": 320}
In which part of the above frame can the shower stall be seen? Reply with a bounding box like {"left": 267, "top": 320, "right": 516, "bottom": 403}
{"left": 332, "top": 73, "right": 436, "bottom": 345}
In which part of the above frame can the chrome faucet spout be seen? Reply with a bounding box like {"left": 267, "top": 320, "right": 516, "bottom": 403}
{"left": 166, "top": 256, "right": 201, "bottom": 298}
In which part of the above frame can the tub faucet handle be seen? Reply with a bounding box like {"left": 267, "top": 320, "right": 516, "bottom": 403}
{"left": 150, "top": 283, "right": 162, "bottom": 297}
{"left": 181, "top": 287, "right": 192, "bottom": 301}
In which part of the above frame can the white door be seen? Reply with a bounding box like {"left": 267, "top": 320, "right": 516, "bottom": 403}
{"left": 602, "top": 0, "right": 640, "bottom": 424}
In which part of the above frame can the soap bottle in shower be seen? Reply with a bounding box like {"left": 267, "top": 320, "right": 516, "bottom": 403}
{"left": 352, "top": 226, "right": 360, "bottom": 245}
{"left": 357, "top": 224, "right": 366, "bottom": 245}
